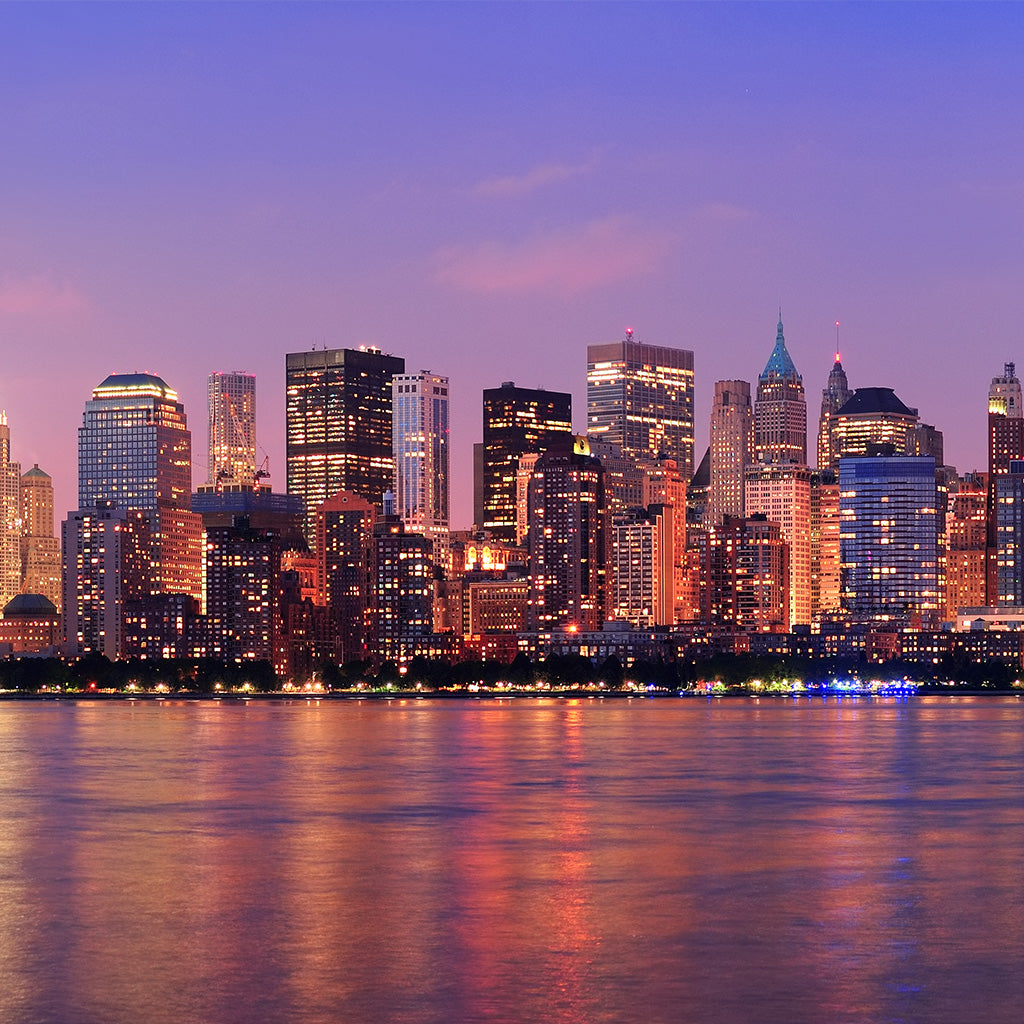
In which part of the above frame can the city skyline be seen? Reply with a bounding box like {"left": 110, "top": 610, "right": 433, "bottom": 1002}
{"left": 2, "top": 4, "right": 1022, "bottom": 522}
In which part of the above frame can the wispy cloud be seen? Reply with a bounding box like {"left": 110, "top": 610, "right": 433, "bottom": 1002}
{"left": 0, "top": 274, "right": 91, "bottom": 319}
{"left": 472, "top": 158, "right": 594, "bottom": 199}
{"left": 433, "top": 216, "right": 675, "bottom": 296}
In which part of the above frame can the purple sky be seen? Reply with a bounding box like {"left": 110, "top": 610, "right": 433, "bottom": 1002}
{"left": 2, "top": 3, "right": 1022, "bottom": 524}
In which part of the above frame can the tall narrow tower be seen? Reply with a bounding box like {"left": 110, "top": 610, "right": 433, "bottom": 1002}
{"left": 708, "top": 380, "right": 753, "bottom": 525}
{"left": 587, "top": 332, "right": 695, "bottom": 479}
{"left": 207, "top": 371, "right": 256, "bottom": 486}
{"left": 285, "top": 346, "right": 405, "bottom": 543}
{"left": 986, "top": 362, "right": 1024, "bottom": 603}
{"left": 392, "top": 371, "right": 449, "bottom": 561}
{"left": 754, "top": 314, "right": 806, "bottom": 466}
{"left": 817, "top": 351, "right": 852, "bottom": 470}
{"left": 20, "top": 465, "right": 61, "bottom": 610}
{"left": 0, "top": 414, "right": 22, "bottom": 610}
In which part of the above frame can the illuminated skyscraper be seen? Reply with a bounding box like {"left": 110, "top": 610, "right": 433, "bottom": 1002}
{"left": 945, "top": 472, "right": 987, "bottom": 618}
{"left": 709, "top": 380, "right": 753, "bottom": 524}
{"left": 986, "top": 362, "right": 1024, "bottom": 604}
{"left": 20, "top": 465, "right": 61, "bottom": 611}
{"left": 392, "top": 371, "right": 449, "bottom": 561}
{"left": 611, "top": 503, "right": 676, "bottom": 627}
{"left": 526, "top": 437, "right": 608, "bottom": 631}
{"left": 817, "top": 353, "right": 852, "bottom": 470}
{"left": 207, "top": 371, "right": 256, "bottom": 486}
{"left": 810, "top": 470, "right": 841, "bottom": 621}
{"left": 286, "top": 347, "right": 405, "bottom": 543}
{"left": 745, "top": 463, "right": 813, "bottom": 627}
{"left": 829, "top": 387, "right": 920, "bottom": 460}
{"left": 74, "top": 372, "right": 203, "bottom": 601}
{"left": 839, "top": 452, "right": 940, "bottom": 624}
{"left": 0, "top": 414, "right": 21, "bottom": 610}
{"left": 754, "top": 315, "right": 806, "bottom": 466}
{"left": 481, "top": 382, "right": 572, "bottom": 544}
{"left": 587, "top": 332, "right": 695, "bottom": 479}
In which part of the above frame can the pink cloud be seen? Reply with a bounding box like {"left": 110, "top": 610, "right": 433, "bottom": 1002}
{"left": 472, "top": 159, "right": 593, "bottom": 198}
{"left": 0, "top": 274, "right": 91, "bottom": 319}
{"left": 433, "top": 216, "right": 675, "bottom": 296}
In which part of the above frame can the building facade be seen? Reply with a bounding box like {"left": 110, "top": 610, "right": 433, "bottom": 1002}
{"left": 709, "top": 380, "right": 753, "bottom": 525}
{"left": 839, "top": 453, "right": 940, "bottom": 623}
{"left": 20, "top": 465, "right": 61, "bottom": 610}
{"left": 817, "top": 354, "right": 852, "bottom": 471}
{"left": 285, "top": 347, "right": 405, "bottom": 543}
{"left": 392, "top": 371, "right": 449, "bottom": 561}
{"left": 0, "top": 414, "right": 21, "bottom": 610}
{"left": 587, "top": 332, "right": 695, "bottom": 479}
{"left": 754, "top": 316, "right": 806, "bottom": 466}
{"left": 480, "top": 382, "right": 572, "bottom": 544}
{"left": 207, "top": 371, "right": 256, "bottom": 486}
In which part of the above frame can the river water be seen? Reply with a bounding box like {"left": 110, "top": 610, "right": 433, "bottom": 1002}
{"left": 0, "top": 696, "right": 1021, "bottom": 1024}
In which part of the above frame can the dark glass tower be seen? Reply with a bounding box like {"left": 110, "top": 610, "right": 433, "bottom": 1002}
{"left": 285, "top": 346, "right": 405, "bottom": 543}
{"left": 481, "top": 382, "right": 572, "bottom": 544}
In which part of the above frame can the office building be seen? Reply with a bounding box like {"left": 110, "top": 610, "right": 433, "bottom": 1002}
{"left": 392, "top": 371, "right": 449, "bottom": 561}
{"left": 702, "top": 514, "right": 789, "bottom": 633}
{"left": 20, "top": 465, "right": 61, "bottom": 611}
{"left": 73, "top": 373, "right": 203, "bottom": 602}
{"left": 745, "top": 463, "right": 813, "bottom": 627}
{"left": 810, "top": 470, "right": 841, "bottom": 621}
{"left": 611, "top": 504, "right": 676, "bottom": 628}
{"left": 945, "top": 473, "right": 988, "bottom": 619}
{"left": 526, "top": 436, "right": 608, "bottom": 631}
{"left": 829, "top": 387, "right": 919, "bottom": 461}
{"left": 207, "top": 371, "right": 256, "bottom": 486}
{"left": 709, "top": 380, "right": 753, "bottom": 524}
{"left": 0, "top": 414, "right": 21, "bottom": 610}
{"left": 817, "top": 354, "right": 852, "bottom": 470}
{"left": 839, "top": 452, "right": 940, "bottom": 623}
{"left": 285, "top": 346, "right": 405, "bottom": 543}
{"left": 754, "top": 315, "right": 806, "bottom": 466}
{"left": 587, "top": 331, "right": 695, "bottom": 478}
{"left": 371, "top": 515, "right": 433, "bottom": 664}
{"left": 481, "top": 382, "right": 572, "bottom": 544}
{"left": 987, "top": 362, "right": 1024, "bottom": 604}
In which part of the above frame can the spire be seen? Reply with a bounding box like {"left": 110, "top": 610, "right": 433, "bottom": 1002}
{"left": 760, "top": 314, "right": 801, "bottom": 383}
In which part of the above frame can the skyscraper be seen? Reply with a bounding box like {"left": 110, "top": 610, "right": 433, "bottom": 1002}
{"left": 207, "top": 371, "right": 256, "bottom": 486}
{"left": 526, "top": 436, "right": 608, "bottom": 631}
{"left": 286, "top": 346, "right": 405, "bottom": 543}
{"left": 709, "top": 380, "right": 753, "bottom": 525}
{"left": 392, "top": 371, "right": 449, "bottom": 561}
{"left": 0, "top": 414, "right": 21, "bottom": 610}
{"left": 817, "top": 353, "right": 852, "bottom": 470}
{"left": 587, "top": 332, "right": 695, "bottom": 479}
{"left": 74, "top": 373, "right": 202, "bottom": 600}
{"left": 839, "top": 452, "right": 940, "bottom": 623}
{"left": 754, "top": 315, "right": 806, "bottom": 466}
{"left": 20, "top": 465, "right": 61, "bottom": 611}
{"left": 481, "top": 382, "right": 572, "bottom": 544}
{"left": 828, "top": 387, "right": 920, "bottom": 460}
{"left": 986, "top": 362, "right": 1024, "bottom": 604}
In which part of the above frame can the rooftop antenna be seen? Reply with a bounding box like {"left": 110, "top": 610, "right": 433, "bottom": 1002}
{"left": 835, "top": 320, "right": 841, "bottom": 362}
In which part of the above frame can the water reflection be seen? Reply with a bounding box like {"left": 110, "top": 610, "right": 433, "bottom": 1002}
{"left": 0, "top": 697, "right": 1021, "bottom": 1023}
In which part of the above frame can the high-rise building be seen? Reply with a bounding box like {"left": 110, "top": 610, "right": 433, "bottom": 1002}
{"left": 74, "top": 373, "right": 202, "bottom": 601}
{"left": 481, "top": 382, "right": 572, "bottom": 544}
{"left": 285, "top": 347, "right": 405, "bottom": 543}
{"left": 754, "top": 315, "right": 806, "bottom": 466}
{"left": 371, "top": 515, "right": 433, "bottom": 664}
{"left": 817, "top": 353, "right": 852, "bottom": 470}
{"left": 994, "top": 461, "right": 1024, "bottom": 607}
{"left": 701, "top": 514, "right": 789, "bottom": 633}
{"left": 839, "top": 452, "right": 941, "bottom": 624}
{"left": 20, "top": 465, "right": 61, "bottom": 611}
{"left": 987, "top": 363, "right": 1024, "bottom": 604}
{"left": 744, "top": 463, "right": 813, "bottom": 627}
{"left": 809, "top": 470, "right": 841, "bottom": 621}
{"left": 0, "top": 414, "right": 22, "bottom": 610}
{"left": 709, "top": 380, "right": 753, "bottom": 525}
{"left": 392, "top": 371, "right": 449, "bottom": 561}
{"left": 526, "top": 436, "right": 608, "bottom": 631}
{"left": 587, "top": 332, "right": 695, "bottom": 479}
{"left": 828, "top": 387, "right": 919, "bottom": 461}
{"left": 945, "top": 472, "right": 988, "bottom": 618}
{"left": 62, "top": 506, "right": 150, "bottom": 658}
{"left": 316, "top": 490, "right": 376, "bottom": 663}
{"left": 611, "top": 504, "right": 676, "bottom": 628}
{"left": 207, "top": 371, "right": 256, "bottom": 486}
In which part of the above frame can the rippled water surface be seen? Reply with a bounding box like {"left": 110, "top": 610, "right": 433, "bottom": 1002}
{"left": 1, "top": 696, "right": 1022, "bottom": 1024}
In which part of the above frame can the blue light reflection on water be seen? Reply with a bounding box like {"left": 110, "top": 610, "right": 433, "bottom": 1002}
{"left": 0, "top": 696, "right": 1021, "bottom": 1024}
